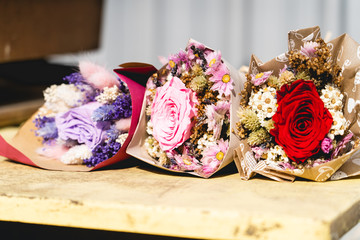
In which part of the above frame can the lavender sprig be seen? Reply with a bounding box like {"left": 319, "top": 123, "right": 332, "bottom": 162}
{"left": 83, "top": 139, "right": 121, "bottom": 167}
{"left": 92, "top": 94, "right": 132, "bottom": 121}
{"left": 34, "top": 116, "right": 58, "bottom": 142}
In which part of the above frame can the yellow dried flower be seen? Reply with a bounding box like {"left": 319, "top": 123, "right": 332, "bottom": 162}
{"left": 247, "top": 128, "right": 270, "bottom": 146}
{"left": 279, "top": 70, "right": 295, "bottom": 85}
{"left": 267, "top": 75, "right": 281, "bottom": 89}
{"left": 237, "top": 107, "right": 261, "bottom": 131}
{"left": 262, "top": 119, "right": 275, "bottom": 132}
{"left": 190, "top": 75, "right": 208, "bottom": 92}
{"left": 159, "top": 152, "right": 170, "bottom": 166}
{"left": 295, "top": 71, "right": 311, "bottom": 80}
{"left": 191, "top": 64, "right": 204, "bottom": 76}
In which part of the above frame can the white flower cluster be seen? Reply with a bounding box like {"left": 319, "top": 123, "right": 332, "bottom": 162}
{"left": 320, "top": 85, "right": 343, "bottom": 111}
{"left": 96, "top": 85, "right": 120, "bottom": 104}
{"left": 266, "top": 145, "right": 289, "bottom": 165}
{"left": 43, "top": 84, "right": 91, "bottom": 115}
{"left": 145, "top": 136, "right": 162, "bottom": 159}
{"left": 320, "top": 84, "right": 349, "bottom": 139}
{"left": 248, "top": 87, "right": 278, "bottom": 122}
{"left": 116, "top": 133, "right": 129, "bottom": 145}
{"left": 146, "top": 121, "right": 153, "bottom": 135}
{"left": 60, "top": 144, "right": 92, "bottom": 165}
{"left": 328, "top": 110, "right": 349, "bottom": 139}
{"left": 197, "top": 133, "right": 217, "bottom": 150}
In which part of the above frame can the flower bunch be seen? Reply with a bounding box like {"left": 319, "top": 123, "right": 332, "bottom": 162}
{"left": 236, "top": 38, "right": 359, "bottom": 171}
{"left": 34, "top": 61, "right": 132, "bottom": 167}
{"left": 144, "top": 40, "right": 234, "bottom": 177}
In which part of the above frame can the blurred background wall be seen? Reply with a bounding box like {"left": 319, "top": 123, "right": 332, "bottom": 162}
{"left": 49, "top": 0, "right": 360, "bottom": 70}
{"left": 2, "top": 0, "right": 360, "bottom": 127}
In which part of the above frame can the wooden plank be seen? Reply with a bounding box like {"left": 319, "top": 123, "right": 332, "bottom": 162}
{"left": 0, "top": 0, "right": 102, "bottom": 63}
{"left": 0, "top": 99, "right": 43, "bottom": 127}
{"left": 0, "top": 127, "right": 359, "bottom": 240}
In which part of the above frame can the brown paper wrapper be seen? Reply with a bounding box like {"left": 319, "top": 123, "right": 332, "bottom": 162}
{"left": 234, "top": 26, "right": 360, "bottom": 181}
{"left": 126, "top": 39, "right": 246, "bottom": 178}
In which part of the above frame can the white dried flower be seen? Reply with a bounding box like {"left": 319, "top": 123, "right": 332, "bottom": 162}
{"left": 146, "top": 120, "right": 153, "bottom": 135}
{"left": 43, "top": 84, "right": 91, "bottom": 114}
{"left": 327, "top": 110, "right": 349, "bottom": 139}
{"left": 266, "top": 145, "right": 289, "bottom": 163}
{"left": 60, "top": 144, "right": 92, "bottom": 165}
{"left": 320, "top": 85, "right": 343, "bottom": 111}
{"left": 197, "top": 134, "right": 217, "bottom": 150}
{"left": 145, "top": 136, "right": 162, "bottom": 158}
{"left": 248, "top": 87, "right": 277, "bottom": 122}
{"left": 116, "top": 133, "right": 128, "bottom": 145}
{"left": 96, "top": 85, "right": 120, "bottom": 104}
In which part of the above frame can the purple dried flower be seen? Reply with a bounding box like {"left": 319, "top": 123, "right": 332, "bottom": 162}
{"left": 83, "top": 138, "right": 121, "bottom": 167}
{"left": 117, "top": 79, "right": 129, "bottom": 94}
{"left": 92, "top": 94, "right": 132, "bottom": 121}
{"left": 63, "top": 72, "right": 86, "bottom": 85}
{"left": 106, "top": 125, "right": 120, "bottom": 141}
{"left": 92, "top": 105, "right": 116, "bottom": 122}
{"left": 34, "top": 116, "right": 58, "bottom": 142}
{"left": 63, "top": 72, "right": 97, "bottom": 102}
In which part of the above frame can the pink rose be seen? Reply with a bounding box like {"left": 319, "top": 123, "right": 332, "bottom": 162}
{"left": 151, "top": 77, "right": 197, "bottom": 151}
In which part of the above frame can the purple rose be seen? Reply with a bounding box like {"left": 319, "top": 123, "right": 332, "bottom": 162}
{"left": 55, "top": 102, "right": 110, "bottom": 150}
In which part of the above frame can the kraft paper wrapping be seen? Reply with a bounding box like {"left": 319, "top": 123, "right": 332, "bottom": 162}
{"left": 233, "top": 26, "right": 360, "bottom": 182}
{"left": 0, "top": 63, "right": 157, "bottom": 171}
{"left": 126, "top": 39, "right": 246, "bottom": 178}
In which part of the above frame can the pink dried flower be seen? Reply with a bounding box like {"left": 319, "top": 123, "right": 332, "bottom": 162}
{"left": 167, "top": 53, "right": 181, "bottom": 70}
{"left": 205, "top": 50, "right": 222, "bottom": 75}
{"left": 200, "top": 139, "right": 229, "bottom": 176}
{"left": 172, "top": 148, "right": 201, "bottom": 171}
{"left": 321, "top": 137, "right": 333, "bottom": 154}
{"left": 201, "top": 160, "right": 220, "bottom": 177}
{"left": 278, "top": 161, "right": 295, "bottom": 170}
{"left": 250, "top": 71, "right": 272, "bottom": 86}
{"left": 251, "top": 146, "right": 267, "bottom": 160}
{"left": 205, "top": 101, "right": 230, "bottom": 139}
{"left": 300, "top": 41, "right": 320, "bottom": 58}
{"left": 158, "top": 56, "right": 168, "bottom": 65}
{"left": 187, "top": 40, "right": 206, "bottom": 61}
{"left": 79, "top": 61, "right": 119, "bottom": 90}
{"left": 209, "top": 64, "right": 233, "bottom": 97}
{"left": 178, "top": 50, "right": 192, "bottom": 71}
{"left": 331, "top": 133, "right": 354, "bottom": 159}
{"left": 36, "top": 144, "right": 69, "bottom": 160}
{"left": 115, "top": 117, "right": 132, "bottom": 132}
{"left": 279, "top": 64, "right": 288, "bottom": 75}
{"left": 167, "top": 50, "right": 191, "bottom": 74}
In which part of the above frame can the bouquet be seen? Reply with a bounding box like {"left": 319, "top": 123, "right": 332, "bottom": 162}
{"left": 126, "top": 39, "right": 244, "bottom": 178}
{"left": 0, "top": 62, "right": 156, "bottom": 171}
{"left": 234, "top": 26, "right": 360, "bottom": 181}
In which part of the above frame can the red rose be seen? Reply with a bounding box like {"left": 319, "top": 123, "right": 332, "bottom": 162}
{"left": 270, "top": 80, "right": 333, "bottom": 163}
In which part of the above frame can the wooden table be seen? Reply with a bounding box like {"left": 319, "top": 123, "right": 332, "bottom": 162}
{"left": 0, "top": 127, "right": 359, "bottom": 240}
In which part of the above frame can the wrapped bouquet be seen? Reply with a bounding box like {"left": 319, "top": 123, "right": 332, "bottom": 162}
{"left": 0, "top": 62, "right": 156, "bottom": 171}
{"left": 234, "top": 26, "right": 360, "bottom": 181}
{"left": 127, "top": 39, "right": 244, "bottom": 178}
